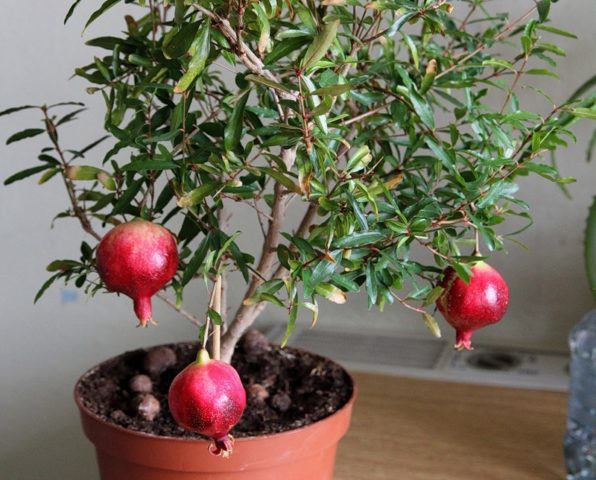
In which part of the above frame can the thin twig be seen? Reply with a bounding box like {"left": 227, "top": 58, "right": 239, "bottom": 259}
{"left": 156, "top": 291, "right": 202, "bottom": 328}
{"left": 436, "top": 6, "right": 537, "bottom": 80}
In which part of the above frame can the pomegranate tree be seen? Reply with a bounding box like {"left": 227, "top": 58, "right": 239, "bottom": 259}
{"left": 2, "top": 0, "right": 594, "bottom": 456}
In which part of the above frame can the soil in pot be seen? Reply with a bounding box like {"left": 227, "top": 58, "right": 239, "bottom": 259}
{"left": 76, "top": 330, "right": 354, "bottom": 439}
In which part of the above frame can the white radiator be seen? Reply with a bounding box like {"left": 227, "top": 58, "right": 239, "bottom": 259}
{"left": 264, "top": 325, "right": 570, "bottom": 392}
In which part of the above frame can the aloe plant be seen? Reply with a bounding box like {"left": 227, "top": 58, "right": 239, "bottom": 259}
{"left": 3, "top": 0, "right": 595, "bottom": 361}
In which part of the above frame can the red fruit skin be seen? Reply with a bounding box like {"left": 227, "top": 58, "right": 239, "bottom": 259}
{"left": 168, "top": 355, "right": 247, "bottom": 456}
{"left": 96, "top": 219, "right": 178, "bottom": 326}
{"left": 436, "top": 262, "right": 509, "bottom": 350}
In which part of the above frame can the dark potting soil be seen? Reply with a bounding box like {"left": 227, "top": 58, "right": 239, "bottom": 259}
{"left": 75, "top": 331, "right": 353, "bottom": 439}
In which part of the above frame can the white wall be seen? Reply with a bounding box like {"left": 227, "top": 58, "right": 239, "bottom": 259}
{"left": 0, "top": 1, "right": 594, "bottom": 478}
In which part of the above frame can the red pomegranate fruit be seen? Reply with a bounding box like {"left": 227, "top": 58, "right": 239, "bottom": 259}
{"left": 168, "top": 349, "right": 247, "bottom": 457}
{"left": 436, "top": 261, "right": 509, "bottom": 350}
{"left": 95, "top": 219, "right": 178, "bottom": 327}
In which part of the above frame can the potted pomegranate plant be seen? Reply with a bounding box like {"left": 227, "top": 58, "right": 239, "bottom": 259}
{"left": 3, "top": 0, "right": 595, "bottom": 478}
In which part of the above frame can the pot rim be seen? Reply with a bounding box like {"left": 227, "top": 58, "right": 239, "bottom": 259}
{"left": 73, "top": 341, "right": 357, "bottom": 444}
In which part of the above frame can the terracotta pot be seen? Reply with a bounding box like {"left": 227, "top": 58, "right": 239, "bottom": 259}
{"left": 74, "top": 347, "right": 356, "bottom": 480}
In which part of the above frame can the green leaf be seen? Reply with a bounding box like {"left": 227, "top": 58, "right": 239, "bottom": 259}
{"left": 163, "top": 22, "right": 201, "bottom": 59}
{"left": 281, "top": 302, "right": 298, "bottom": 347}
{"left": 525, "top": 68, "right": 559, "bottom": 79}
{"left": 259, "top": 293, "right": 285, "bottom": 308}
{"left": 568, "top": 107, "right": 596, "bottom": 121}
{"left": 4, "top": 165, "right": 51, "bottom": 185}
{"left": 177, "top": 182, "right": 220, "bottom": 208}
{"left": 84, "top": 0, "right": 122, "bottom": 31}
{"left": 452, "top": 262, "right": 472, "bottom": 284}
{"left": 208, "top": 308, "right": 222, "bottom": 326}
{"left": 181, "top": 233, "right": 211, "bottom": 286}
{"left": 536, "top": 25, "right": 577, "bottom": 39}
{"left": 244, "top": 279, "right": 285, "bottom": 305}
{"left": 482, "top": 59, "right": 516, "bottom": 71}
{"left": 46, "top": 259, "right": 80, "bottom": 272}
{"left": 410, "top": 91, "right": 435, "bottom": 129}
{"left": 309, "top": 252, "right": 340, "bottom": 287}
{"left": 536, "top": 0, "right": 550, "bottom": 23}
{"left": 347, "top": 191, "right": 368, "bottom": 231}
{"left": 245, "top": 74, "right": 292, "bottom": 94}
{"left": 259, "top": 167, "right": 301, "bottom": 193}
{"left": 308, "top": 84, "right": 351, "bottom": 96}
{"left": 111, "top": 177, "right": 144, "bottom": 215}
{"left": 6, "top": 128, "right": 45, "bottom": 145}
{"left": 333, "top": 231, "right": 385, "bottom": 249}
{"left": 0, "top": 105, "right": 37, "bottom": 117}
{"left": 64, "top": 0, "right": 84, "bottom": 24}
{"left": 365, "top": 262, "right": 377, "bottom": 305}
{"left": 120, "top": 159, "right": 179, "bottom": 171}
{"left": 423, "top": 286, "right": 444, "bottom": 307}
{"left": 477, "top": 182, "right": 519, "bottom": 208}
{"left": 34, "top": 273, "right": 61, "bottom": 303}
{"left": 224, "top": 91, "right": 250, "bottom": 151}
{"left": 585, "top": 196, "right": 596, "bottom": 300}
{"left": 174, "top": 20, "right": 211, "bottom": 93}
{"left": 587, "top": 128, "right": 596, "bottom": 162}
{"left": 301, "top": 20, "right": 339, "bottom": 71}
{"left": 38, "top": 168, "right": 60, "bottom": 185}
{"left": 387, "top": 11, "right": 416, "bottom": 37}
{"left": 330, "top": 273, "right": 360, "bottom": 292}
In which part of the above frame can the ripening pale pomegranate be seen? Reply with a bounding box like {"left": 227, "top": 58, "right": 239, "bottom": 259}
{"left": 436, "top": 261, "right": 509, "bottom": 350}
{"left": 168, "top": 349, "right": 246, "bottom": 457}
{"left": 96, "top": 219, "right": 178, "bottom": 327}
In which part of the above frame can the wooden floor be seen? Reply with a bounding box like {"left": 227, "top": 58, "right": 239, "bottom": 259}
{"left": 335, "top": 372, "right": 568, "bottom": 480}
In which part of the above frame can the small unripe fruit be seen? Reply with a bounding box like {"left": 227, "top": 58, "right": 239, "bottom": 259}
{"left": 95, "top": 219, "right": 179, "bottom": 327}
{"left": 168, "top": 349, "right": 246, "bottom": 457}
{"left": 436, "top": 261, "right": 509, "bottom": 350}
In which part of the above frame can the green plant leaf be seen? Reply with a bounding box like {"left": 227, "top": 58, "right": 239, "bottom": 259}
{"left": 111, "top": 177, "right": 144, "bottom": 215}
{"left": 84, "top": 0, "right": 122, "bottom": 31}
{"left": 585, "top": 196, "right": 596, "bottom": 300}
{"left": 64, "top": 0, "right": 84, "bottom": 24}
{"left": 281, "top": 301, "right": 298, "bottom": 347}
{"left": 333, "top": 231, "right": 385, "bottom": 249}
{"left": 301, "top": 19, "right": 339, "bottom": 71}
{"left": 4, "top": 165, "right": 51, "bottom": 185}
{"left": 181, "top": 233, "right": 212, "bottom": 286}
{"left": 120, "top": 159, "right": 179, "bottom": 171}
{"left": 163, "top": 22, "right": 201, "bottom": 59}
{"left": 536, "top": 0, "right": 550, "bottom": 23}
{"left": 387, "top": 11, "right": 416, "bottom": 37}
{"left": 259, "top": 167, "right": 301, "bottom": 192}
{"left": 0, "top": 105, "right": 37, "bottom": 117}
{"left": 224, "top": 91, "right": 250, "bottom": 151}
{"left": 174, "top": 20, "right": 211, "bottom": 93}
{"left": 34, "top": 273, "right": 61, "bottom": 303}
{"left": 245, "top": 74, "right": 292, "bottom": 93}
{"left": 6, "top": 128, "right": 45, "bottom": 145}
{"left": 536, "top": 24, "right": 577, "bottom": 39}
{"left": 177, "top": 183, "right": 220, "bottom": 209}
{"left": 410, "top": 90, "right": 435, "bottom": 129}
{"left": 208, "top": 308, "right": 222, "bottom": 325}
{"left": 307, "top": 84, "right": 351, "bottom": 96}
{"left": 568, "top": 107, "right": 596, "bottom": 121}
